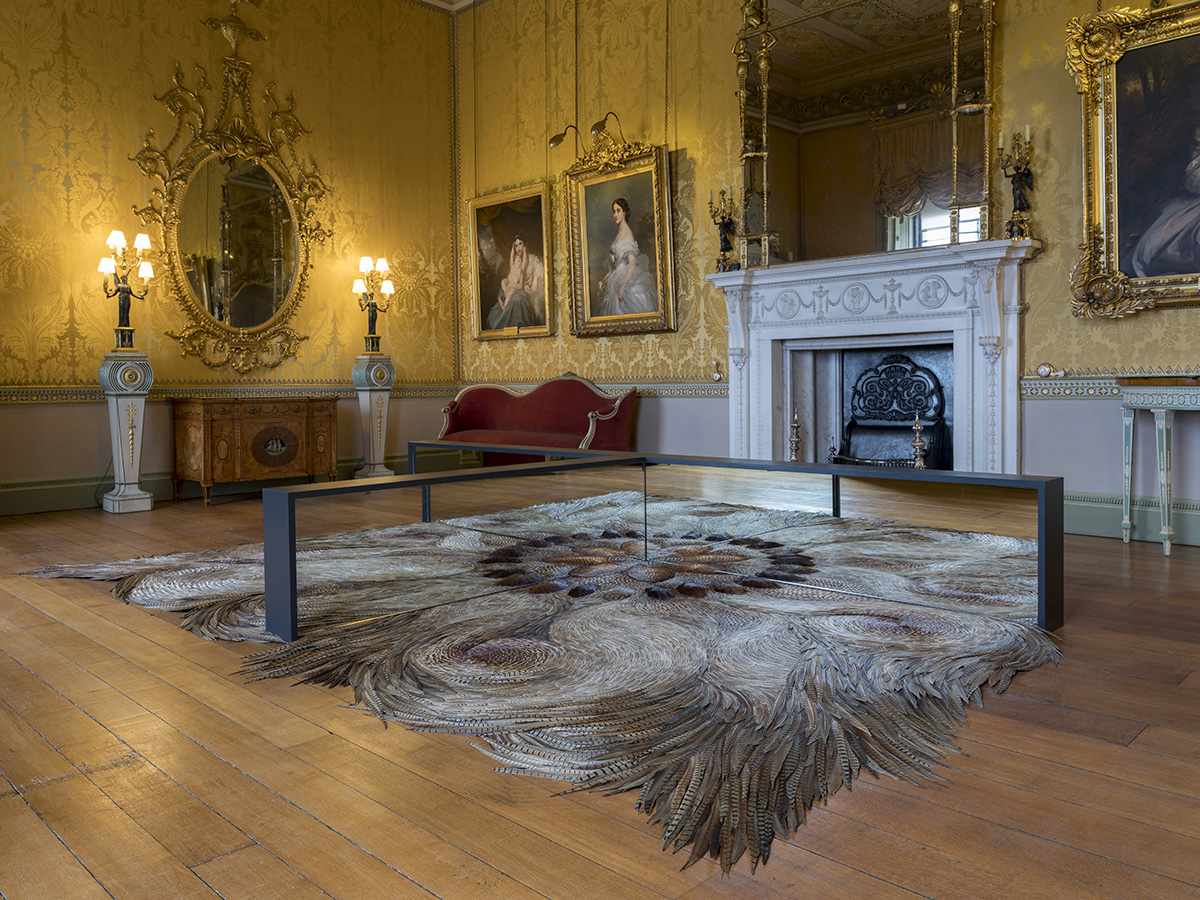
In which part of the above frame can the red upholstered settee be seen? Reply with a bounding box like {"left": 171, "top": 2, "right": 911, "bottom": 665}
{"left": 438, "top": 373, "right": 636, "bottom": 464}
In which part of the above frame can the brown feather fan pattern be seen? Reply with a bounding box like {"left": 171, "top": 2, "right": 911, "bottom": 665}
{"left": 31, "top": 492, "right": 1058, "bottom": 872}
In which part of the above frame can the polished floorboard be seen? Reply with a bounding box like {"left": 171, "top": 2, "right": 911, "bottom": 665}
{"left": 0, "top": 466, "right": 1197, "bottom": 900}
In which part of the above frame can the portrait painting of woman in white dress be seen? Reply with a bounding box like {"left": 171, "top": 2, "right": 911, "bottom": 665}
{"left": 569, "top": 146, "right": 674, "bottom": 336}
{"left": 595, "top": 198, "right": 658, "bottom": 318}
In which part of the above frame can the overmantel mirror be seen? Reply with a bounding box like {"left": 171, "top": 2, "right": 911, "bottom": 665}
{"left": 734, "top": 0, "right": 995, "bottom": 268}
{"left": 134, "top": 1, "right": 329, "bottom": 373}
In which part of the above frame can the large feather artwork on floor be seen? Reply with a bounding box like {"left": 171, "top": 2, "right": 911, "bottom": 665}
{"left": 32, "top": 492, "right": 1058, "bottom": 872}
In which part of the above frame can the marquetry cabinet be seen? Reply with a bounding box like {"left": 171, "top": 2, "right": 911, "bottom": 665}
{"left": 172, "top": 397, "right": 337, "bottom": 504}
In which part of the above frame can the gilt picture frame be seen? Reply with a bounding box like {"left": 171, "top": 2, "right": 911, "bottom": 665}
{"left": 468, "top": 183, "right": 552, "bottom": 340}
{"left": 1067, "top": 1, "right": 1200, "bottom": 318}
{"left": 566, "top": 142, "right": 675, "bottom": 336}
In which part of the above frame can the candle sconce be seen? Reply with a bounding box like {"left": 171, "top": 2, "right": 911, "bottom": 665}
{"left": 707, "top": 188, "right": 740, "bottom": 273}
{"left": 98, "top": 230, "right": 154, "bottom": 350}
{"left": 998, "top": 129, "right": 1034, "bottom": 240}
{"left": 353, "top": 256, "right": 394, "bottom": 354}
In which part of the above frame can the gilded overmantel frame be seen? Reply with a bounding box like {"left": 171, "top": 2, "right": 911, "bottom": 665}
{"left": 1067, "top": 1, "right": 1200, "bottom": 318}
{"left": 133, "top": 8, "right": 329, "bottom": 372}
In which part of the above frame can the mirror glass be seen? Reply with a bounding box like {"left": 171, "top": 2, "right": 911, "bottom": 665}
{"left": 177, "top": 156, "right": 297, "bottom": 329}
{"left": 743, "top": 0, "right": 991, "bottom": 265}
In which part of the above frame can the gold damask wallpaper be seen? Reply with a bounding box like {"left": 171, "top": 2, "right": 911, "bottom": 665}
{"left": 454, "top": 0, "right": 741, "bottom": 387}
{"left": 998, "top": 0, "right": 1200, "bottom": 376}
{"left": 0, "top": 0, "right": 456, "bottom": 394}
{"left": 6, "top": 0, "right": 1189, "bottom": 401}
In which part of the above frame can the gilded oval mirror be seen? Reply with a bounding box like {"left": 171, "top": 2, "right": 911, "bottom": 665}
{"left": 133, "top": 7, "right": 328, "bottom": 373}
{"left": 177, "top": 155, "right": 298, "bottom": 330}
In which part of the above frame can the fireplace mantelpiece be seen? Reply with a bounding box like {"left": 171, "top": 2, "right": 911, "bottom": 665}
{"left": 708, "top": 240, "right": 1040, "bottom": 473}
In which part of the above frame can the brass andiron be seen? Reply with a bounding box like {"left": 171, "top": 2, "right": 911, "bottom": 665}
{"left": 911, "top": 416, "right": 927, "bottom": 470}
{"left": 708, "top": 188, "right": 740, "bottom": 272}
{"left": 998, "top": 128, "right": 1033, "bottom": 240}
{"left": 788, "top": 413, "right": 801, "bottom": 462}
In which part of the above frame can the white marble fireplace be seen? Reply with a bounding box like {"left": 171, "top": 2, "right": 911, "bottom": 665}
{"left": 707, "top": 240, "right": 1040, "bottom": 474}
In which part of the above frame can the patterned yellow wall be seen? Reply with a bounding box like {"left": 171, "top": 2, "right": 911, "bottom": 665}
{"left": 0, "top": 0, "right": 456, "bottom": 394}
{"left": 9, "top": 0, "right": 1179, "bottom": 397}
{"left": 998, "top": 0, "right": 1200, "bottom": 376}
{"left": 454, "top": 0, "right": 741, "bottom": 387}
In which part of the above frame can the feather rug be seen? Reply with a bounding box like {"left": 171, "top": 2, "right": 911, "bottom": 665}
{"left": 32, "top": 492, "right": 1058, "bottom": 872}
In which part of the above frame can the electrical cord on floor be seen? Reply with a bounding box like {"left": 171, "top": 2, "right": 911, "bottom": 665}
{"left": 93, "top": 458, "right": 114, "bottom": 508}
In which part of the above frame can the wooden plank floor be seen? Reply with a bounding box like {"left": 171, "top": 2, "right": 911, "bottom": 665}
{"left": 0, "top": 467, "right": 1197, "bottom": 900}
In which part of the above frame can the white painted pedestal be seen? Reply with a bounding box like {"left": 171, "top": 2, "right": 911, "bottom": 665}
{"left": 98, "top": 351, "right": 154, "bottom": 513}
{"left": 351, "top": 354, "right": 396, "bottom": 478}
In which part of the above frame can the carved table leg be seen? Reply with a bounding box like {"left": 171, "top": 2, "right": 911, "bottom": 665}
{"left": 1121, "top": 407, "right": 1134, "bottom": 543}
{"left": 1153, "top": 409, "right": 1174, "bottom": 556}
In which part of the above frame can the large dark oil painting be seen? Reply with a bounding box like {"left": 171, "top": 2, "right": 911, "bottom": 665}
{"left": 1116, "top": 34, "right": 1200, "bottom": 279}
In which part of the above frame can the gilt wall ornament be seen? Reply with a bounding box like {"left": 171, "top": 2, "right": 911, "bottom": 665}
{"left": 1066, "top": 2, "right": 1200, "bottom": 318}
{"left": 133, "top": 0, "right": 330, "bottom": 372}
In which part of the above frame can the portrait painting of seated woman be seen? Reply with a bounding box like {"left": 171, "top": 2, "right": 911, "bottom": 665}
{"left": 469, "top": 185, "right": 552, "bottom": 339}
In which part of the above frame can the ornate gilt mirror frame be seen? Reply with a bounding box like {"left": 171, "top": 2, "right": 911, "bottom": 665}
{"left": 133, "top": 4, "right": 329, "bottom": 372}
{"left": 1067, "top": 1, "right": 1200, "bottom": 318}
{"left": 565, "top": 131, "right": 675, "bottom": 337}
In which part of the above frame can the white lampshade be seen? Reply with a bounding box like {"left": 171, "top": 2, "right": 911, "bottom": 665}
{"left": 106, "top": 230, "right": 127, "bottom": 249}
{"left": 133, "top": 233, "right": 152, "bottom": 251}
{"left": 359, "top": 256, "right": 374, "bottom": 273}
{"left": 137, "top": 261, "right": 154, "bottom": 279}
{"left": 98, "top": 257, "right": 117, "bottom": 274}
{"left": 375, "top": 257, "right": 389, "bottom": 273}
{"left": 352, "top": 278, "right": 367, "bottom": 294}
{"left": 380, "top": 279, "right": 394, "bottom": 294}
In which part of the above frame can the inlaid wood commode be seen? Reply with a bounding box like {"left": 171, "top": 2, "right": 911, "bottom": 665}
{"left": 172, "top": 397, "right": 337, "bottom": 504}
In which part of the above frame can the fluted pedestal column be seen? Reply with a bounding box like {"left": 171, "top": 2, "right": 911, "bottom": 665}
{"left": 98, "top": 351, "right": 154, "bottom": 513}
{"left": 351, "top": 354, "right": 395, "bottom": 478}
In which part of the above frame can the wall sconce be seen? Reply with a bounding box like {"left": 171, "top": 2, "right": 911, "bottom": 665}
{"left": 589, "top": 111, "right": 625, "bottom": 144}
{"left": 707, "top": 188, "right": 740, "bottom": 272}
{"left": 998, "top": 127, "right": 1034, "bottom": 240}
{"left": 353, "top": 256, "right": 394, "bottom": 353}
{"left": 99, "top": 230, "right": 154, "bottom": 350}
{"left": 548, "top": 123, "right": 580, "bottom": 149}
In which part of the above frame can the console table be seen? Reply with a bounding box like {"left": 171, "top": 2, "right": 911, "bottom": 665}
{"left": 1119, "top": 378, "right": 1200, "bottom": 556}
{"left": 172, "top": 397, "right": 337, "bottom": 504}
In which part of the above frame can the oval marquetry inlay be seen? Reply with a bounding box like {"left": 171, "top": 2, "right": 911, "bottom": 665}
{"left": 251, "top": 426, "right": 299, "bottom": 469}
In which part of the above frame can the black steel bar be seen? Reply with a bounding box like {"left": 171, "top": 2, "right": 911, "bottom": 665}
{"left": 261, "top": 454, "right": 645, "bottom": 639}
{"left": 832, "top": 473, "right": 841, "bottom": 517}
{"left": 265, "top": 442, "right": 1064, "bottom": 634}
{"left": 262, "top": 487, "right": 297, "bottom": 641}
{"left": 1039, "top": 477, "right": 1065, "bottom": 631}
{"left": 405, "top": 441, "right": 431, "bottom": 522}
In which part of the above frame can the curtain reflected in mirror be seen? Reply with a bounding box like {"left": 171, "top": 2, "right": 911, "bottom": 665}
{"left": 177, "top": 157, "right": 297, "bottom": 329}
{"left": 741, "top": 0, "right": 993, "bottom": 266}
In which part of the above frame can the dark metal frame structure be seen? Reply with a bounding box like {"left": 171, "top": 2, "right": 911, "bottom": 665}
{"left": 261, "top": 442, "right": 1063, "bottom": 641}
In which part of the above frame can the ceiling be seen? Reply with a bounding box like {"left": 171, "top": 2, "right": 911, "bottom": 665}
{"left": 765, "top": 0, "right": 981, "bottom": 95}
